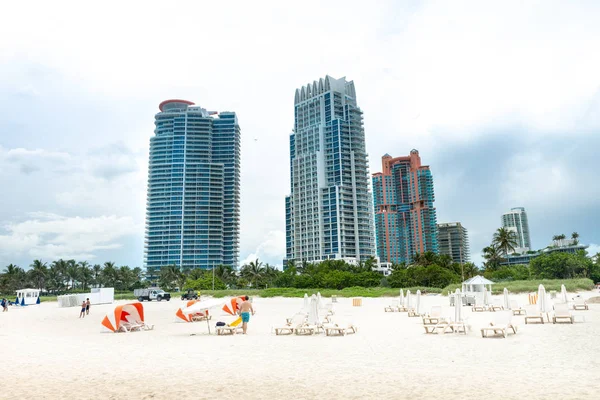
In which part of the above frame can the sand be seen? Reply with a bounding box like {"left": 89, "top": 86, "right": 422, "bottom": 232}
{"left": 1, "top": 291, "right": 599, "bottom": 400}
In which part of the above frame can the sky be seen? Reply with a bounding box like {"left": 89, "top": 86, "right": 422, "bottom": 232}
{"left": 1, "top": 0, "right": 599, "bottom": 270}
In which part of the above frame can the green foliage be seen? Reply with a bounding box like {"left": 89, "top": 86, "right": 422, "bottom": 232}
{"left": 484, "top": 264, "right": 531, "bottom": 281}
{"left": 184, "top": 275, "right": 227, "bottom": 291}
{"left": 388, "top": 265, "right": 461, "bottom": 288}
{"left": 529, "top": 251, "right": 593, "bottom": 279}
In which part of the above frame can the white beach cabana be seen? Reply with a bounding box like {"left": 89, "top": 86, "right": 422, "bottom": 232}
{"left": 16, "top": 289, "right": 41, "bottom": 306}
{"left": 462, "top": 275, "right": 494, "bottom": 293}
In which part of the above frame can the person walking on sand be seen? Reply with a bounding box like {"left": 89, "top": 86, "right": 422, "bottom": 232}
{"left": 238, "top": 296, "right": 255, "bottom": 334}
{"left": 85, "top": 298, "right": 91, "bottom": 315}
{"left": 79, "top": 300, "right": 86, "bottom": 318}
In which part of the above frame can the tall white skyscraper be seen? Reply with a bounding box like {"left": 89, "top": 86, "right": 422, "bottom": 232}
{"left": 285, "top": 76, "right": 375, "bottom": 264}
{"left": 501, "top": 207, "right": 532, "bottom": 251}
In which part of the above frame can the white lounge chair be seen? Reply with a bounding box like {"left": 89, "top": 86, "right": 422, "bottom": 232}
{"left": 472, "top": 299, "right": 485, "bottom": 312}
{"left": 422, "top": 306, "right": 443, "bottom": 325}
{"left": 489, "top": 304, "right": 504, "bottom": 312}
{"left": 553, "top": 303, "right": 574, "bottom": 324}
{"left": 324, "top": 321, "right": 358, "bottom": 336}
{"left": 572, "top": 298, "right": 589, "bottom": 311}
{"left": 384, "top": 300, "right": 399, "bottom": 312}
{"left": 275, "top": 313, "right": 306, "bottom": 335}
{"left": 509, "top": 300, "right": 525, "bottom": 315}
{"left": 524, "top": 306, "right": 545, "bottom": 324}
{"left": 481, "top": 311, "right": 517, "bottom": 338}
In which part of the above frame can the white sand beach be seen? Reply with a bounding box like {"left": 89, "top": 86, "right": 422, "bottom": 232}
{"left": 1, "top": 292, "right": 599, "bottom": 400}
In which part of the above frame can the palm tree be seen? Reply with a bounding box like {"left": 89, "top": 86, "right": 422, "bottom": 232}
{"left": 28, "top": 260, "right": 48, "bottom": 291}
{"left": 159, "top": 265, "right": 182, "bottom": 290}
{"left": 92, "top": 264, "right": 102, "bottom": 287}
{"left": 2, "top": 264, "right": 26, "bottom": 292}
{"left": 102, "top": 262, "right": 117, "bottom": 288}
{"left": 241, "top": 259, "right": 265, "bottom": 288}
{"left": 66, "top": 260, "right": 80, "bottom": 290}
{"left": 51, "top": 259, "right": 68, "bottom": 289}
{"left": 552, "top": 235, "right": 560, "bottom": 247}
{"left": 78, "top": 261, "right": 92, "bottom": 290}
{"left": 117, "top": 266, "right": 134, "bottom": 291}
{"left": 482, "top": 245, "right": 504, "bottom": 270}
{"left": 571, "top": 232, "right": 579, "bottom": 245}
{"left": 492, "top": 227, "right": 519, "bottom": 256}
{"left": 214, "top": 265, "right": 235, "bottom": 286}
{"left": 558, "top": 233, "right": 566, "bottom": 247}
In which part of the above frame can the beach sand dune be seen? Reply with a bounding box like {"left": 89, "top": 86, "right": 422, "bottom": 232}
{"left": 1, "top": 293, "right": 599, "bottom": 399}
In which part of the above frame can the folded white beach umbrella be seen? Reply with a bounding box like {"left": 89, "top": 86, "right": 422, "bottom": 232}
{"left": 454, "top": 288, "right": 462, "bottom": 323}
{"left": 415, "top": 290, "right": 422, "bottom": 315}
{"left": 483, "top": 287, "right": 491, "bottom": 306}
{"left": 308, "top": 294, "right": 319, "bottom": 326}
{"left": 399, "top": 289, "right": 405, "bottom": 307}
{"left": 317, "top": 292, "right": 323, "bottom": 309}
{"left": 303, "top": 293, "right": 309, "bottom": 313}
{"left": 503, "top": 288, "right": 510, "bottom": 310}
{"left": 560, "top": 284, "right": 568, "bottom": 304}
{"left": 537, "top": 284, "right": 550, "bottom": 316}
{"left": 406, "top": 290, "right": 412, "bottom": 309}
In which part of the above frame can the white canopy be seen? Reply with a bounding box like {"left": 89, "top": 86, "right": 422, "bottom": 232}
{"left": 462, "top": 275, "right": 494, "bottom": 293}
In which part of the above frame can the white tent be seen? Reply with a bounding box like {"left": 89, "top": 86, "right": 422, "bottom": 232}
{"left": 462, "top": 275, "right": 494, "bottom": 293}
{"left": 15, "top": 289, "right": 40, "bottom": 306}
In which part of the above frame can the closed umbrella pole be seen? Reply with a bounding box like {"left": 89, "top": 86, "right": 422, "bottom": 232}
{"left": 399, "top": 289, "right": 405, "bottom": 307}
{"left": 416, "top": 290, "right": 421, "bottom": 315}
{"left": 455, "top": 288, "right": 462, "bottom": 323}
{"left": 560, "top": 284, "right": 568, "bottom": 304}
{"left": 406, "top": 290, "right": 412, "bottom": 309}
{"left": 503, "top": 288, "right": 509, "bottom": 310}
{"left": 537, "top": 284, "right": 549, "bottom": 321}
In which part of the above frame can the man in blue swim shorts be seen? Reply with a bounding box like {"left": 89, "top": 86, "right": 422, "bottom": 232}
{"left": 238, "top": 295, "right": 255, "bottom": 334}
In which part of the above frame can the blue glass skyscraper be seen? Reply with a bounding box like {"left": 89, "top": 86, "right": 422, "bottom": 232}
{"left": 144, "top": 100, "right": 240, "bottom": 281}
{"left": 285, "top": 76, "right": 376, "bottom": 264}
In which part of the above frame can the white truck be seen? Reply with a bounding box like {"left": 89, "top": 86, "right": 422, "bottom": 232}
{"left": 134, "top": 288, "right": 171, "bottom": 302}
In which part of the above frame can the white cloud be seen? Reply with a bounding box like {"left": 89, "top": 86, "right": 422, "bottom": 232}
{"left": 0, "top": 214, "right": 140, "bottom": 262}
{"left": 240, "top": 230, "right": 286, "bottom": 268}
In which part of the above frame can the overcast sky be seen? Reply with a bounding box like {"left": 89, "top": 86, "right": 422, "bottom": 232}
{"left": 1, "top": 0, "right": 599, "bottom": 270}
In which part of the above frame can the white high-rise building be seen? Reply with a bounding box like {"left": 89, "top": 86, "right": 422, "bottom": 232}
{"left": 285, "top": 76, "right": 376, "bottom": 264}
{"left": 501, "top": 207, "right": 532, "bottom": 251}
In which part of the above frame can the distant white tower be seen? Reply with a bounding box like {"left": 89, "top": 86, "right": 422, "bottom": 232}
{"left": 501, "top": 207, "right": 531, "bottom": 251}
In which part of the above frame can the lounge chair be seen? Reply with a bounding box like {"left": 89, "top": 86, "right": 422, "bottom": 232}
{"left": 422, "top": 306, "right": 443, "bottom": 325}
{"left": 509, "top": 300, "right": 525, "bottom": 315}
{"left": 524, "top": 307, "right": 545, "bottom": 324}
{"left": 572, "top": 298, "right": 589, "bottom": 311}
{"left": 481, "top": 311, "right": 517, "bottom": 338}
{"left": 321, "top": 303, "right": 335, "bottom": 315}
{"left": 191, "top": 313, "right": 212, "bottom": 322}
{"left": 324, "top": 321, "right": 358, "bottom": 336}
{"left": 472, "top": 299, "right": 486, "bottom": 312}
{"left": 275, "top": 313, "right": 306, "bottom": 335}
{"left": 489, "top": 304, "right": 504, "bottom": 312}
{"left": 384, "top": 300, "right": 399, "bottom": 312}
{"left": 553, "top": 303, "right": 574, "bottom": 324}
{"left": 216, "top": 325, "right": 237, "bottom": 335}
{"left": 408, "top": 307, "right": 421, "bottom": 317}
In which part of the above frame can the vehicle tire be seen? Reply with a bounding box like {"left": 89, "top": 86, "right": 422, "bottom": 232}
{"left": 167, "top": 298, "right": 170, "bottom": 301}
{"left": 157, "top": 296, "right": 162, "bottom": 302}
{"left": 181, "top": 296, "right": 185, "bottom": 300}
{"left": 138, "top": 297, "right": 144, "bottom": 302}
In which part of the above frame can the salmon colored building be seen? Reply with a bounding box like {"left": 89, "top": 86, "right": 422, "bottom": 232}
{"left": 372, "top": 150, "right": 438, "bottom": 264}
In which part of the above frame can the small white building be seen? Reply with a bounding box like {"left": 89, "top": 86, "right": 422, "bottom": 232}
{"left": 462, "top": 275, "right": 494, "bottom": 293}
{"left": 57, "top": 287, "right": 115, "bottom": 308}
{"left": 16, "top": 288, "right": 41, "bottom": 306}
